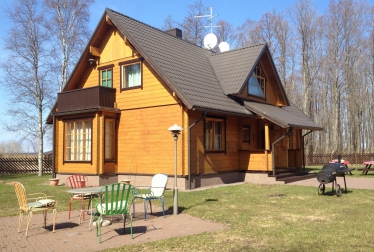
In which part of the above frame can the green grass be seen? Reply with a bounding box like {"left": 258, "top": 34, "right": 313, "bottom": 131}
{"left": 2, "top": 172, "right": 374, "bottom": 251}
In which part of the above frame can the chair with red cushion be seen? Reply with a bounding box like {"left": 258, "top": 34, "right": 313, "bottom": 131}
{"left": 66, "top": 174, "right": 92, "bottom": 223}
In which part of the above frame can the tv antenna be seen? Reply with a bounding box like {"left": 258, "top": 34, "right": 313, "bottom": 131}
{"left": 195, "top": 6, "right": 219, "bottom": 34}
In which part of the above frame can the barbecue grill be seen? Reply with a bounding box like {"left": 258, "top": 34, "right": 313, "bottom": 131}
{"left": 316, "top": 163, "right": 352, "bottom": 197}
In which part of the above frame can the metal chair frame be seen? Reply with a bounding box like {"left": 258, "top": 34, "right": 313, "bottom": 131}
{"left": 94, "top": 183, "right": 134, "bottom": 243}
{"left": 14, "top": 182, "right": 57, "bottom": 237}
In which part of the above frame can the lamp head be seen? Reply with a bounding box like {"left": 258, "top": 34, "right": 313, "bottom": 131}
{"left": 168, "top": 124, "right": 183, "bottom": 137}
{"left": 88, "top": 58, "right": 96, "bottom": 66}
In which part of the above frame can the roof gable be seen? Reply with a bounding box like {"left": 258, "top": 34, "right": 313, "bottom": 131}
{"left": 105, "top": 8, "right": 251, "bottom": 116}
{"left": 209, "top": 43, "right": 288, "bottom": 106}
{"left": 209, "top": 43, "right": 266, "bottom": 95}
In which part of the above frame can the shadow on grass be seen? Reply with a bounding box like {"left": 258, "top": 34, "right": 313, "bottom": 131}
{"left": 165, "top": 198, "right": 219, "bottom": 214}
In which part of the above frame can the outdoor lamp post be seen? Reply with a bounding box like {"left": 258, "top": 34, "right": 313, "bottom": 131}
{"left": 168, "top": 124, "right": 184, "bottom": 215}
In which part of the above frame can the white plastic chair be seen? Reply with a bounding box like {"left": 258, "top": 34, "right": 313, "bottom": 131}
{"left": 133, "top": 173, "right": 168, "bottom": 220}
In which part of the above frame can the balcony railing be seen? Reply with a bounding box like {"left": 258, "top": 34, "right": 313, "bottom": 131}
{"left": 57, "top": 86, "right": 116, "bottom": 113}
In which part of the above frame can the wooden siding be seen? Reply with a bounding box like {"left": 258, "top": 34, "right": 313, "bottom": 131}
{"left": 116, "top": 61, "right": 177, "bottom": 109}
{"left": 239, "top": 150, "right": 272, "bottom": 171}
{"left": 189, "top": 111, "right": 241, "bottom": 175}
{"left": 117, "top": 104, "right": 185, "bottom": 176}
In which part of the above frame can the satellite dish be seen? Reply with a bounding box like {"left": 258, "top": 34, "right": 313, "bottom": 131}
{"left": 218, "top": 42, "right": 230, "bottom": 52}
{"left": 204, "top": 33, "right": 217, "bottom": 49}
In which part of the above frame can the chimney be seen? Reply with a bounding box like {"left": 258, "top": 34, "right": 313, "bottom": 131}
{"left": 165, "top": 28, "right": 182, "bottom": 38}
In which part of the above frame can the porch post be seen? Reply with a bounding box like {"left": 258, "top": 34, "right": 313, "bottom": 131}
{"left": 272, "top": 128, "right": 293, "bottom": 176}
{"left": 265, "top": 123, "right": 270, "bottom": 171}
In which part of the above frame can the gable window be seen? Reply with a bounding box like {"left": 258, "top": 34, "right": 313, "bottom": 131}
{"left": 205, "top": 118, "right": 225, "bottom": 151}
{"left": 64, "top": 119, "right": 92, "bottom": 161}
{"left": 98, "top": 64, "right": 114, "bottom": 88}
{"left": 119, "top": 58, "right": 143, "bottom": 90}
{"left": 104, "top": 118, "right": 116, "bottom": 161}
{"left": 101, "top": 69, "right": 112, "bottom": 87}
{"left": 242, "top": 125, "right": 251, "bottom": 143}
{"left": 248, "top": 64, "right": 265, "bottom": 98}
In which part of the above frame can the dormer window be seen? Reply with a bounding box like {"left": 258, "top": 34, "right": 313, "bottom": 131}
{"left": 248, "top": 64, "right": 265, "bottom": 98}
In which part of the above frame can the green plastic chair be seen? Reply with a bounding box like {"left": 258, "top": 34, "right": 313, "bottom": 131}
{"left": 94, "top": 183, "right": 134, "bottom": 243}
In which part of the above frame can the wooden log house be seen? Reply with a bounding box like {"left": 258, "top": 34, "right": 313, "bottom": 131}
{"left": 46, "top": 8, "right": 323, "bottom": 189}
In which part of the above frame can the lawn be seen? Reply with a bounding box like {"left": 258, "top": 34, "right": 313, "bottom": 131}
{"left": 1, "top": 171, "right": 374, "bottom": 251}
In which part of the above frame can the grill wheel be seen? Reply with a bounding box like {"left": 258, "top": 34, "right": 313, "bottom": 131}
{"left": 318, "top": 183, "right": 325, "bottom": 195}
{"left": 336, "top": 184, "right": 342, "bottom": 197}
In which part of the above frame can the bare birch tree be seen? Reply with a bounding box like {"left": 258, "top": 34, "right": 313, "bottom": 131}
{"left": 1, "top": 0, "right": 54, "bottom": 176}
{"left": 43, "top": 0, "right": 94, "bottom": 92}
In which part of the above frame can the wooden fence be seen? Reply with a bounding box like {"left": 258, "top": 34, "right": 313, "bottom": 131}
{"left": 0, "top": 156, "right": 52, "bottom": 174}
{"left": 305, "top": 153, "right": 374, "bottom": 166}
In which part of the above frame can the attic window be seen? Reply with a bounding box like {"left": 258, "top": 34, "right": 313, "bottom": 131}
{"left": 119, "top": 58, "right": 144, "bottom": 90}
{"left": 248, "top": 64, "right": 265, "bottom": 98}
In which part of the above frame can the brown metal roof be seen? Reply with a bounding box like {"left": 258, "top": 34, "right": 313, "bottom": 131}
{"left": 106, "top": 9, "right": 251, "bottom": 116}
{"left": 48, "top": 8, "right": 323, "bottom": 131}
{"left": 244, "top": 101, "right": 323, "bottom": 130}
{"left": 209, "top": 44, "right": 266, "bottom": 95}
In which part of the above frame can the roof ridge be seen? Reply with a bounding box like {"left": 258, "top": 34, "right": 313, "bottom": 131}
{"left": 210, "top": 42, "right": 267, "bottom": 57}
{"left": 106, "top": 8, "right": 213, "bottom": 53}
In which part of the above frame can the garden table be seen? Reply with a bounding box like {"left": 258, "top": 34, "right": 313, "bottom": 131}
{"left": 359, "top": 161, "right": 374, "bottom": 175}
{"left": 66, "top": 186, "right": 104, "bottom": 230}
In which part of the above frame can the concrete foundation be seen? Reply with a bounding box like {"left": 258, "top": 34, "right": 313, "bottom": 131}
{"left": 55, "top": 171, "right": 282, "bottom": 190}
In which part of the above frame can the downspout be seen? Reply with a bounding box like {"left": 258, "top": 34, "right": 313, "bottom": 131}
{"left": 188, "top": 111, "right": 206, "bottom": 190}
{"left": 302, "top": 130, "right": 313, "bottom": 171}
{"left": 52, "top": 115, "right": 56, "bottom": 178}
{"left": 272, "top": 127, "right": 293, "bottom": 176}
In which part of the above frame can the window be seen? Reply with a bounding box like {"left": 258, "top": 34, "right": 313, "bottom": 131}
{"left": 101, "top": 69, "right": 112, "bottom": 87}
{"left": 121, "top": 63, "right": 141, "bottom": 89}
{"left": 105, "top": 118, "right": 116, "bottom": 161}
{"left": 248, "top": 64, "right": 265, "bottom": 98}
{"left": 242, "top": 125, "right": 251, "bottom": 143}
{"left": 205, "top": 118, "right": 225, "bottom": 151}
{"left": 64, "top": 120, "right": 92, "bottom": 161}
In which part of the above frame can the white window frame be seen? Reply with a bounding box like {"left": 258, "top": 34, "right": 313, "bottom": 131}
{"left": 64, "top": 120, "right": 92, "bottom": 161}
{"left": 121, "top": 62, "right": 142, "bottom": 89}
{"left": 248, "top": 64, "right": 266, "bottom": 98}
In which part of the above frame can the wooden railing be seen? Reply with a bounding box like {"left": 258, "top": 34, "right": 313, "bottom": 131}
{"left": 57, "top": 86, "right": 116, "bottom": 113}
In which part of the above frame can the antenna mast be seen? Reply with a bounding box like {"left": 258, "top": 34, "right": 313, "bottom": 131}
{"left": 194, "top": 7, "right": 219, "bottom": 34}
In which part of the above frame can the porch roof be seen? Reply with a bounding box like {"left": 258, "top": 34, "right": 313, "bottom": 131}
{"left": 243, "top": 101, "right": 324, "bottom": 131}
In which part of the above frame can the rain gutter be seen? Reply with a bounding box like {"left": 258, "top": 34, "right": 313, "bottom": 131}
{"left": 188, "top": 112, "right": 206, "bottom": 189}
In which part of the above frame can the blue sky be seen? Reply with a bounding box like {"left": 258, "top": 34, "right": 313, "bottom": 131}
{"left": 0, "top": 0, "right": 332, "bottom": 148}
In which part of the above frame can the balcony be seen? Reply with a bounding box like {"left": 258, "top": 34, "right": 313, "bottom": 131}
{"left": 57, "top": 86, "right": 116, "bottom": 113}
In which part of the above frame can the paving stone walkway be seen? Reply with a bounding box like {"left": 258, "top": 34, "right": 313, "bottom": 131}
{"left": 0, "top": 204, "right": 228, "bottom": 252}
